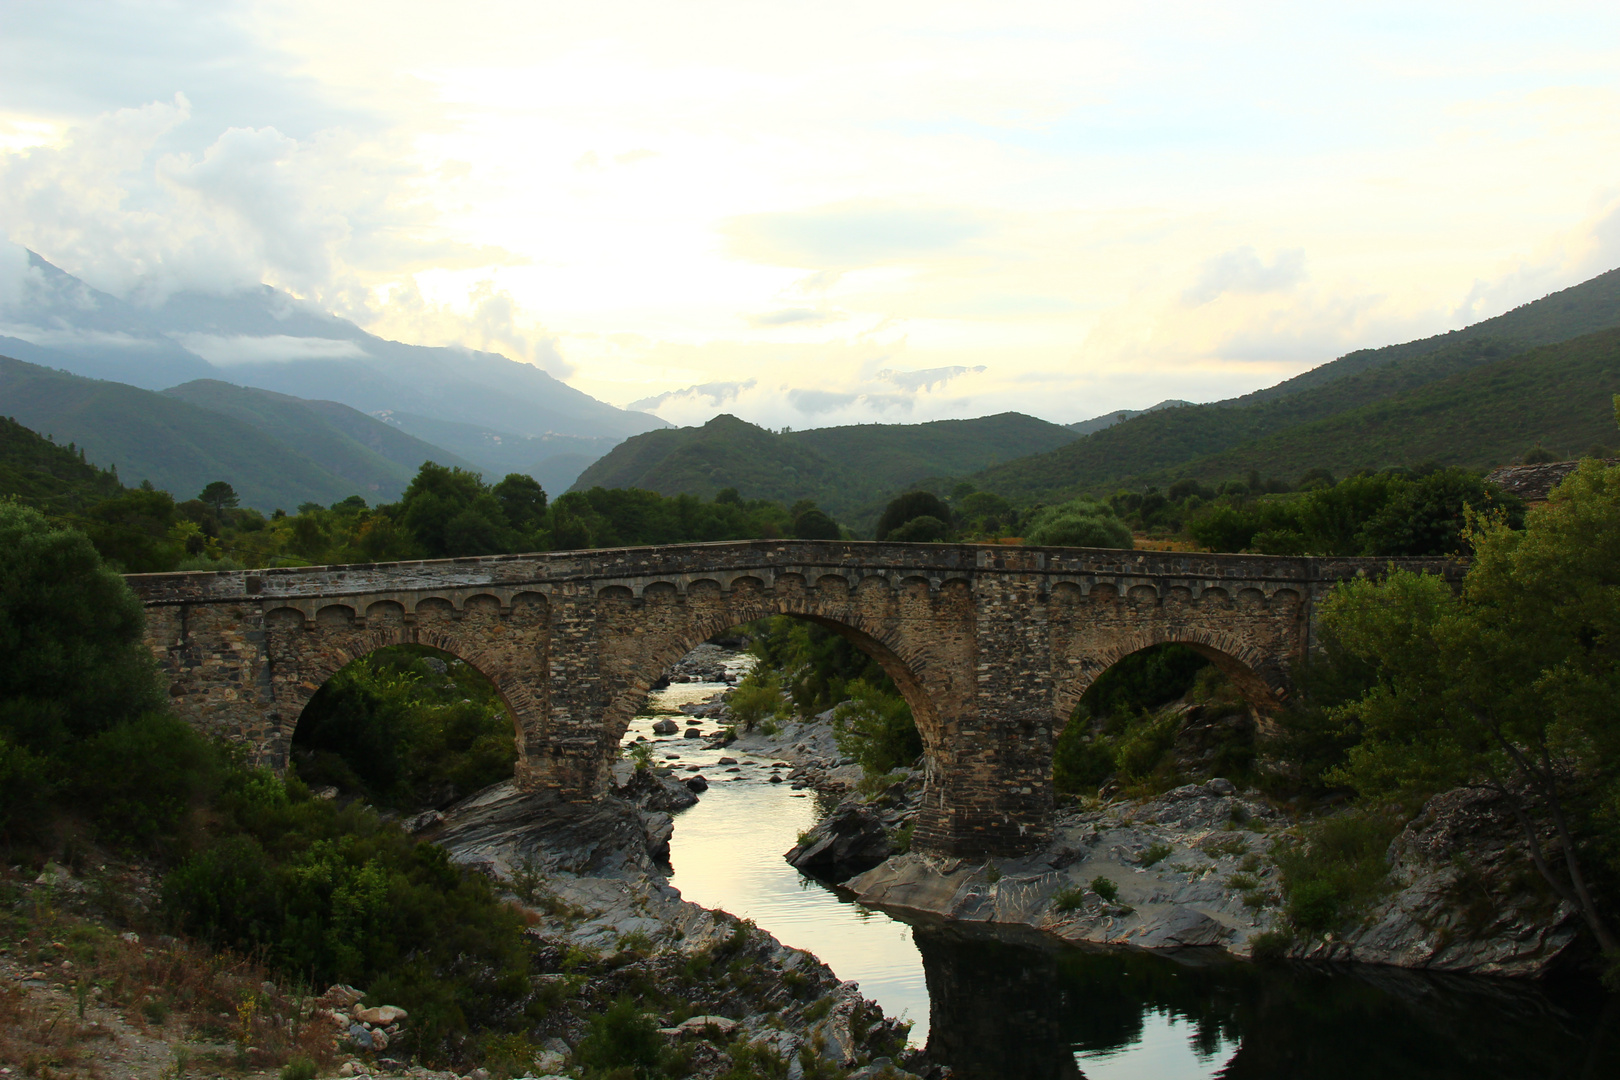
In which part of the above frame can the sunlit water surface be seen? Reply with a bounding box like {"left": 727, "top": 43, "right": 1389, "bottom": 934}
{"left": 625, "top": 676, "right": 1618, "bottom": 1079}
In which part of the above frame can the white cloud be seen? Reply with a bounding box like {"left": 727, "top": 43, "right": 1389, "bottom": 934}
{"left": 629, "top": 379, "right": 757, "bottom": 412}
{"left": 1183, "top": 248, "right": 1308, "bottom": 306}
{"left": 172, "top": 333, "right": 366, "bottom": 364}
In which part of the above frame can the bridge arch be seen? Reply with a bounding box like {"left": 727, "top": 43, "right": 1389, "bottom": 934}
{"left": 1050, "top": 626, "right": 1286, "bottom": 733}
{"left": 592, "top": 590, "right": 948, "bottom": 788}
{"left": 257, "top": 591, "right": 550, "bottom": 782}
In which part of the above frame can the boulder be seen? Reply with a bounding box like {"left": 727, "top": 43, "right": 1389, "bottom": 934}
{"left": 651, "top": 719, "right": 679, "bottom": 735}
{"left": 786, "top": 803, "right": 895, "bottom": 880}
{"left": 353, "top": 1004, "right": 408, "bottom": 1025}
{"left": 676, "top": 1014, "right": 738, "bottom": 1035}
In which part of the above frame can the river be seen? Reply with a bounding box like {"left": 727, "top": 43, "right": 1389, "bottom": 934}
{"left": 624, "top": 677, "right": 1619, "bottom": 1079}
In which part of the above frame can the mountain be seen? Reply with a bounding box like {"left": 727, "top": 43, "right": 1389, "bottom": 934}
{"left": 970, "top": 265, "right": 1620, "bottom": 501}
{"left": 0, "top": 355, "right": 425, "bottom": 510}
{"left": 1120, "top": 327, "right": 1620, "bottom": 488}
{"left": 0, "top": 413, "right": 124, "bottom": 512}
{"left": 0, "top": 249, "right": 663, "bottom": 459}
{"left": 161, "top": 380, "right": 479, "bottom": 497}
{"left": 1068, "top": 399, "right": 1194, "bottom": 436}
{"left": 371, "top": 411, "right": 620, "bottom": 497}
{"left": 571, "top": 411, "right": 1078, "bottom": 530}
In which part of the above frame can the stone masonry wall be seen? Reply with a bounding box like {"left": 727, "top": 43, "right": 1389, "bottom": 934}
{"left": 127, "top": 540, "right": 1457, "bottom": 857}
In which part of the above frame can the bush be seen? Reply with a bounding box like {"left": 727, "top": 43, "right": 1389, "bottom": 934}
{"left": 1273, "top": 808, "right": 1404, "bottom": 934}
{"left": 1053, "top": 886, "right": 1087, "bottom": 912}
{"left": 1023, "top": 498, "right": 1133, "bottom": 549}
{"left": 1090, "top": 876, "right": 1119, "bottom": 903}
{"left": 574, "top": 997, "right": 667, "bottom": 1077}
{"left": 292, "top": 646, "right": 516, "bottom": 810}
{"left": 885, "top": 514, "right": 950, "bottom": 543}
{"left": 71, "top": 713, "right": 223, "bottom": 852}
{"left": 832, "top": 679, "right": 923, "bottom": 776}
{"left": 0, "top": 501, "right": 163, "bottom": 754}
{"left": 874, "top": 491, "right": 953, "bottom": 541}
{"left": 728, "top": 671, "right": 788, "bottom": 732}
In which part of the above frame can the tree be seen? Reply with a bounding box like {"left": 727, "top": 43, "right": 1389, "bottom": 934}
{"left": 0, "top": 502, "right": 163, "bottom": 754}
{"left": 1320, "top": 459, "right": 1620, "bottom": 960}
{"left": 1023, "top": 498, "right": 1133, "bottom": 549}
{"left": 792, "top": 508, "right": 842, "bottom": 540}
{"left": 198, "top": 481, "right": 240, "bottom": 515}
{"left": 492, "top": 473, "right": 547, "bottom": 533}
{"left": 875, "top": 491, "right": 952, "bottom": 541}
{"left": 398, "top": 462, "right": 512, "bottom": 558}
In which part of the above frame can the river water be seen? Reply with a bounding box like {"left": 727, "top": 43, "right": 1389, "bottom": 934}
{"left": 624, "top": 678, "right": 1619, "bottom": 1079}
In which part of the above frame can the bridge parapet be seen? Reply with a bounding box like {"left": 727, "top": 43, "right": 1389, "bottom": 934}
{"left": 127, "top": 541, "right": 1461, "bottom": 857}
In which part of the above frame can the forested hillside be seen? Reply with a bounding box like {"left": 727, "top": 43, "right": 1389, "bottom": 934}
{"left": 971, "top": 266, "right": 1620, "bottom": 501}
{"left": 0, "top": 356, "right": 450, "bottom": 510}
{"left": 571, "top": 411, "right": 1076, "bottom": 529}
{"left": 0, "top": 415, "right": 124, "bottom": 512}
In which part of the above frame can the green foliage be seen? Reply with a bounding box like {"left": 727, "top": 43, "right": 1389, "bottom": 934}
{"left": 1185, "top": 467, "right": 1522, "bottom": 556}
{"left": 0, "top": 732, "right": 51, "bottom": 845}
{"left": 1272, "top": 809, "right": 1405, "bottom": 934}
{"left": 162, "top": 770, "right": 539, "bottom": 1063}
{"left": 0, "top": 501, "right": 164, "bottom": 754}
{"left": 1138, "top": 843, "right": 1174, "bottom": 868}
{"left": 572, "top": 410, "right": 1077, "bottom": 533}
{"left": 1319, "top": 459, "right": 1620, "bottom": 954}
{"left": 400, "top": 462, "right": 521, "bottom": 557}
{"left": 874, "top": 490, "right": 953, "bottom": 541}
{"left": 727, "top": 671, "right": 789, "bottom": 732}
{"left": 1022, "top": 498, "right": 1133, "bottom": 548}
{"left": 279, "top": 1056, "right": 318, "bottom": 1080}
{"left": 0, "top": 415, "right": 123, "bottom": 513}
{"left": 1053, "top": 645, "right": 1209, "bottom": 794}
{"left": 832, "top": 679, "right": 923, "bottom": 776}
{"left": 574, "top": 997, "right": 671, "bottom": 1078}
{"left": 747, "top": 616, "right": 891, "bottom": 716}
{"left": 968, "top": 268, "right": 1620, "bottom": 504}
{"left": 1090, "top": 876, "right": 1119, "bottom": 903}
{"left": 791, "top": 507, "right": 842, "bottom": 540}
{"left": 292, "top": 645, "right": 517, "bottom": 811}
{"left": 71, "top": 713, "right": 223, "bottom": 852}
{"left": 1052, "top": 885, "right": 1086, "bottom": 912}
{"left": 884, "top": 514, "right": 949, "bottom": 543}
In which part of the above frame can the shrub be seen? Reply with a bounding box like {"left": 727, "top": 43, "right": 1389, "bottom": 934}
{"left": 1023, "top": 498, "right": 1133, "bottom": 549}
{"left": 1272, "top": 808, "right": 1404, "bottom": 934}
{"left": 71, "top": 713, "right": 223, "bottom": 852}
{"left": 832, "top": 680, "right": 922, "bottom": 776}
{"left": 1053, "top": 885, "right": 1087, "bottom": 912}
{"left": 573, "top": 997, "right": 666, "bottom": 1076}
{"left": 1138, "top": 842, "right": 1174, "bottom": 867}
{"left": 0, "top": 502, "right": 163, "bottom": 755}
{"left": 728, "top": 672, "right": 788, "bottom": 732}
{"left": 1089, "top": 876, "right": 1119, "bottom": 903}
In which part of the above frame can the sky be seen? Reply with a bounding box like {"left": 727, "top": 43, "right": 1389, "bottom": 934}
{"left": 3, "top": 1, "right": 1619, "bottom": 429}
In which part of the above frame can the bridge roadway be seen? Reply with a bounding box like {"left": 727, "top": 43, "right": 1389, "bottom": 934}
{"left": 126, "top": 539, "right": 1452, "bottom": 857}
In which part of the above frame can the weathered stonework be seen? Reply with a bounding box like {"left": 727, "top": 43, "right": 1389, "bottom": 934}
{"left": 127, "top": 540, "right": 1455, "bottom": 857}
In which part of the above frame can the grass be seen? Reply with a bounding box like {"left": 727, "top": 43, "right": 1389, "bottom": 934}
{"left": 1201, "top": 834, "right": 1249, "bottom": 858}
{"left": 1137, "top": 842, "right": 1174, "bottom": 867}
{"left": 1272, "top": 806, "right": 1405, "bottom": 934}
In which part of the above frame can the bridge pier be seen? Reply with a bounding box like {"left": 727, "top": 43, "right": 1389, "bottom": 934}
{"left": 127, "top": 542, "right": 1453, "bottom": 860}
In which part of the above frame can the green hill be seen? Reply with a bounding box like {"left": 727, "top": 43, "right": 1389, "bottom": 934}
{"left": 162, "top": 380, "right": 478, "bottom": 498}
{"left": 570, "top": 411, "right": 1078, "bottom": 529}
{"left": 0, "top": 356, "right": 433, "bottom": 510}
{"left": 971, "top": 266, "right": 1620, "bottom": 501}
{"left": 1123, "top": 327, "right": 1620, "bottom": 489}
{"left": 0, "top": 415, "right": 124, "bottom": 512}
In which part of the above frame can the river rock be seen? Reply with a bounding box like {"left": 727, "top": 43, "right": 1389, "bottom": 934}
{"left": 786, "top": 803, "right": 894, "bottom": 879}
{"left": 685, "top": 776, "right": 709, "bottom": 793}
{"left": 353, "top": 1004, "right": 408, "bottom": 1025}
{"left": 651, "top": 719, "right": 679, "bottom": 735}
{"left": 1283, "top": 787, "right": 1582, "bottom": 974}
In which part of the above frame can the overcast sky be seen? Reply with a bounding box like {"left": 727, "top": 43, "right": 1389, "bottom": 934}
{"left": 3, "top": 1, "right": 1619, "bottom": 428}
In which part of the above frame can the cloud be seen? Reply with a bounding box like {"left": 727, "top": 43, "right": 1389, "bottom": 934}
{"left": 786, "top": 388, "right": 860, "bottom": 414}
{"left": 629, "top": 379, "right": 757, "bottom": 412}
{"left": 1183, "top": 247, "right": 1307, "bottom": 305}
{"left": 172, "top": 333, "right": 366, "bottom": 365}
{"left": 369, "top": 276, "right": 574, "bottom": 378}
{"left": 723, "top": 200, "right": 990, "bottom": 269}
{"left": 877, "top": 365, "right": 986, "bottom": 392}
{"left": 746, "top": 307, "right": 842, "bottom": 327}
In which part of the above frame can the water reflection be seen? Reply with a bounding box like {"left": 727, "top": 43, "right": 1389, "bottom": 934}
{"left": 909, "top": 918, "right": 1619, "bottom": 1080}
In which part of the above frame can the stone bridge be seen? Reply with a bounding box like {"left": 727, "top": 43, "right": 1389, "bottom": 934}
{"left": 126, "top": 540, "right": 1447, "bottom": 857}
